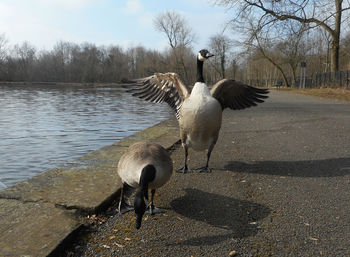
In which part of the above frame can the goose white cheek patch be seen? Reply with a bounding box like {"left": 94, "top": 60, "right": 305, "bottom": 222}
{"left": 198, "top": 53, "right": 206, "bottom": 61}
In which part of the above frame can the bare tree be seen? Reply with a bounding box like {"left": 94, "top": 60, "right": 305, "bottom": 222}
{"left": 154, "top": 11, "right": 196, "bottom": 48}
{"left": 227, "top": 53, "right": 239, "bottom": 79}
{"left": 154, "top": 11, "right": 196, "bottom": 83}
{"left": 341, "top": 31, "right": 350, "bottom": 69}
{"left": 101, "top": 45, "right": 129, "bottom": 82}
{"left": 11, "top": 42, "right": 37, "bottom": 81}
{"left": 253, "top": 29, "right": 291, "bottom": 87}
{"left": 208, "top": 33, "right": 233, "bottom": 79}
{"left": 215, "top": 0, "right": 350, "bottom": 72}
{"left": 0, "top": 34, "right": 8, "bottom": 79}
{"left": 235, "top": 15, "right": 293, "bottom": 87}
{"left": 0, "top": 34, "right": 7, "bottom": 62}
{"left": 275, "top": 24, "right": 311, "bottom": 85}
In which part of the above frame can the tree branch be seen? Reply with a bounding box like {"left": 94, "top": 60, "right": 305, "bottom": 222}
{"left": 243, "top": 0, "right": 336, "bottom": 36}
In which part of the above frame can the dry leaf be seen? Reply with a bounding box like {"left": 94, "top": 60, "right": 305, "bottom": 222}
{"left": 177, "top": 217, "right": 184, "bottom": 222}
{"left": 114, "top": 243, "right": 125, "bottom": 248}
{"left": 229, "top": 250, "right": 237, "bottom": 256}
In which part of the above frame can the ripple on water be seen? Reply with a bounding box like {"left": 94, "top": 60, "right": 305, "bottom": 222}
{"left": 0, "top": 84, "right": 173, "bottom": 188}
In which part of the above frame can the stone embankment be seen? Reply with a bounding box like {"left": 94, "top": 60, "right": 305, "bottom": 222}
{"left": 0, "top": 118, "right": 179, "bottom": 257}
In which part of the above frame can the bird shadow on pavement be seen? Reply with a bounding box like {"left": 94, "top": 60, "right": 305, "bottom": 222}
{"left": 168, "top": 188, "right": 271, "bottom": 246}
{"left": 224, "top": 158, "right": 350, "bottom": 177}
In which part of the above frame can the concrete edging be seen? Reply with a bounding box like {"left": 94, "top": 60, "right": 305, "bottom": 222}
{"left": 0, "top": 118, "right": 179, "bottom": 257}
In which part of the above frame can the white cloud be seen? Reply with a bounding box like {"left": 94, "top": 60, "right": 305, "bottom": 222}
{"left": 122, "top": 0, "right": 155, "bottom": 31}
{"left": 123, "top": 0, "right": 142, "bottom": 14}
{"left": 34, "top": 0, "right": 102, "bottom": 9}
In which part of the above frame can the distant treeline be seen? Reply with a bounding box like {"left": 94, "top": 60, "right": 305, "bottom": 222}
{"left": 0, "top": 41, "right": 199, "bottom": 84}
{"left": 1, "top": 26, "right": 350, "bottom": 88}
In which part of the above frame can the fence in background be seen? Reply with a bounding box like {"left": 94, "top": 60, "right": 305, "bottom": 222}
{"left": 246, "top": 70, "right": 350, "bottom": 89}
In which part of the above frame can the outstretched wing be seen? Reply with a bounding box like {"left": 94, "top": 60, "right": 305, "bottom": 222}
{"left": 122, "top": 73, "right": 190, "bottom": 119}
{"left": 210, "top": 79, "right": 269, "bottom": 110}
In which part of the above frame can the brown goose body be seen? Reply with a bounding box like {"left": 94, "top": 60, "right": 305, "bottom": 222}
{"left": 118, "top": 142, "right": 173, "bottom": 189}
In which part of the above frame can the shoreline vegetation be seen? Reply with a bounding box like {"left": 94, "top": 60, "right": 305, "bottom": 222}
{"left": 1, "top": 81, "right": 349, "bottom": 102}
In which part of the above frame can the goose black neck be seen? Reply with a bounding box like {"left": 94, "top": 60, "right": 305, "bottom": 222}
{"left": 134, "top": 165, "right": 156, "bottom": 229}
{"left": 139, "top": 164, "right": 156, "bottom": 198}
{"left": 196, "top": 59, "right": 205, "bottom": 83}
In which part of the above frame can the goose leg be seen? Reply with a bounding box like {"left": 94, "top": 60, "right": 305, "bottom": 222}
{"left": 176, "top": 144, "right": 191, "bottom": 173}
{"left": 118, "top": 184, "right": 134, "bottom": 214}
{"left": 149, "top": 189, "right": 155, "bottom": 214}
{"left": 195, "top": 142, "right": 216, "bottom": 173}
{"left": 146, "top": 189, "right": 165, "bottom": 215}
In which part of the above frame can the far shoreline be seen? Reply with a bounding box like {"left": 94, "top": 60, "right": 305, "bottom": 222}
{"left": 0, "top": 81, "right": 124, "bottom": 87}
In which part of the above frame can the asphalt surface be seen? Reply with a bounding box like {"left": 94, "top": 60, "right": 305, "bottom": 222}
{"left": 70, "top": 90, "right": 350, "bottom": 257}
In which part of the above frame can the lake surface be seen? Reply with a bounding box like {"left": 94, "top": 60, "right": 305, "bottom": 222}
{"left": 0, "top": 84, "right": 173, "bottom": 189}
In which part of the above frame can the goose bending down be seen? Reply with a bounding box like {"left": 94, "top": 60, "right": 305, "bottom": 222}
{"left": 123, "top": 49, "right": 269, "bottom": 173}
{"left": 117, "top": 141, "right": 173, "bottom": 229}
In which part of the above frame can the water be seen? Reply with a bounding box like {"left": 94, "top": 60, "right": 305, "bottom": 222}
{"left": 0, "top": 84, "right": 173, "bottom": 189}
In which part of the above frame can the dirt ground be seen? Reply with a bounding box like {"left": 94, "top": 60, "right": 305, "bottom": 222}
{"left": 279, "top": 87, "right": 350, "bottom": 102}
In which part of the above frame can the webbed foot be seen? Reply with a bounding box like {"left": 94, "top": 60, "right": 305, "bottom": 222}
{"left": 195, "top": 166, "right": 212, "bottom": 173}
{"left": 176, "top": 166, "right": 191, "bottom": 173}
{"left": 118, "top": 202, "right": 134, "bottom": 214}
{"left": 146, "top": 206, "right": 166, "bottom": 215}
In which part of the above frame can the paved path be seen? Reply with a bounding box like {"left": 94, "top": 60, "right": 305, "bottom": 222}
{"left": 72, "top": 90, "right": 350, "bottom": 257}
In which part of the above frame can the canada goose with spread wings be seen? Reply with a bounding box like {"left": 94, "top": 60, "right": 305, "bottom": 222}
{"left": 123, "top": 49, "right": 269, "bottom": 173}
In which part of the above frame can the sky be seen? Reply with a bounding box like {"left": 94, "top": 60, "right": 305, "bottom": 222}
{"left": 0, "top": 0, "right": 235, "bottom": 52}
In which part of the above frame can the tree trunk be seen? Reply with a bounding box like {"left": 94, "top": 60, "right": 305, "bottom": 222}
{"left": 220, "top": 56, "right": 225, "bottom": 79}
{"left": 331, "top": 0, "right": 342, "bottom": 72}
{"left": 331, "top": 40, "right": 340, "bottom": 72}
{"left": 288, "top": 63, "right": 297, "bottom": 86}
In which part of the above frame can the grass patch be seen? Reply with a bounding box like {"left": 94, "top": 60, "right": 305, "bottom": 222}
{"left": 278, "top": 87, "right": 350, "bottom": 102}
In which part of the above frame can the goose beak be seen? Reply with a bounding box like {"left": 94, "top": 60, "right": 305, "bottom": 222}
{"left": 207, "top": 52, "right": 214, "bottom": 58}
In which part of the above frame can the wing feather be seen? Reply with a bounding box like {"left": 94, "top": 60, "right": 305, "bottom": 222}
{"left": 210, "top": 79, "right": 269, "bottom": 110}
{"left": 122, "top": 73, "right": 190, "bottom": 119}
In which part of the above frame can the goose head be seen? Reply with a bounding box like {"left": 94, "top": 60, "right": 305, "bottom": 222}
{"left": 197, "top": 49, "right": 214, "bottom": 62}
{"left": 134, "top": 190, "right": 148, "bottom": 229}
